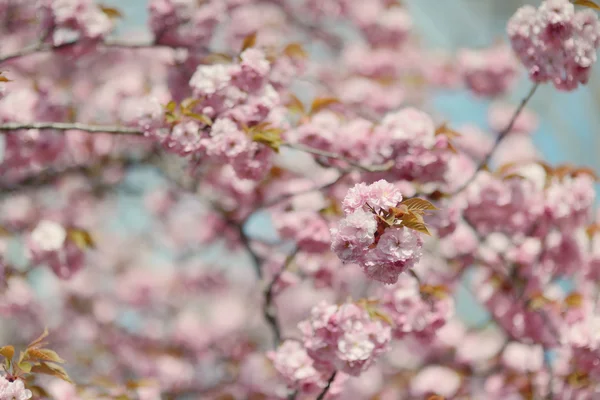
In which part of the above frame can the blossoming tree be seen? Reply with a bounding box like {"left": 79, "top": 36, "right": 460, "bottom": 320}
{"left": 1, "top": 0, "right": 600, "bottom": 398}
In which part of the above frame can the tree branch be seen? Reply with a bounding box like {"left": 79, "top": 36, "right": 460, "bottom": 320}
{"left": 263, "top": 247, "right": 298, "bottom": 347}
{"left": 452, "top": 83, "right": 539, "bottom": 195}
{"left": 283, "top": 142, "right": 394, "bottom": 173}
{"left": 0, "top": 39, "right": 180, "bottom": 64}
{"left": 316, "top": 372, "right": 337, "bottom": 400}
{"left": 0, "top": 122, "right": 143, "bottom": 135}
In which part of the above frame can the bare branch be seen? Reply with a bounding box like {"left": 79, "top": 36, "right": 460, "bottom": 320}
{"left": 452, "top": 83, "right": 539, "bottom": 195}
{"left": 263, "top": 247, "right": 298, "bottom": 347}
{"left": 0, "top": 122, "right": 142, "bottom": 135}
{"left": 316, "top": 372, "right": 337, "bottom": 400}
{"left": 283, "top": 142, "right": 394, "bottom": 173}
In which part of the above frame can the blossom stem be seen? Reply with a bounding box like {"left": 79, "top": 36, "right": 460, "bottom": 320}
{"left": 452, "top": 82, "right": 539, "bottom": 195}
{"left": 316, "top": 371, "right": 337, "bottom": 400}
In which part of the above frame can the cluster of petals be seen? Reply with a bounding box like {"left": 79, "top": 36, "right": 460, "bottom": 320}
{"left": 138, "top": 48, "right": 292, "bottom": 180}
{"left": 39, "top": 0, "right": 113, "bottom": 48}
{"left": 370, "top": 108, "right": 452, "bottom": 184}
{"left": 25, "top": 220, "right": 85, "bottom": 279}
{"left": 379, "top": 273, "right": 454, "bottom": 340}
{"left": 298, "top": 301, "right": 391, "bottom": 376}
{"left": 274, "top": 210, "right": 330, "bottom": 253}
{"left": 330, "top": 180, "right": 424, "bottom": 284}
{"left": 508, "top": 0, "right": 600, "bottom": 91}
{"left": 0, "top": 376, "right": 32, "bottom": 400}
{"left": 457, "top": 43, "right": 519, "bottom": 97}
{"left": 267, "top": 340, "right": 330, "bottom": 394}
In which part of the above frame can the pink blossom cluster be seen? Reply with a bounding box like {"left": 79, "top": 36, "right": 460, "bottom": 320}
{"left": 26, "top": 220, "right": 85, "bottom": 279}
{"left": 139, "top": 47, "right": 295, "bottom": 180}
{"left": 508, "top": 0, "right": 600, "bottom": 90}
{"left": 331, "top": 180, "right": 424, "bottom": 284}
{"left": 39, "top": 0, "right": 113, "bottom": 48}
{"left": 464, "top": 171, "right": 545, "bottom": 236}
{"left": 149, "top": 0, "right": 223, "bottom": 49}
{"left": 457, "top": 43, "right": 520, "bottom": 97}
{"left": 298, "top": 301, "right": 391, "bottom": 376}
{"left": 371, "top": 108, "right": 452, "bottom": 184}
{"left": 267, "top": 340, "right": 332, "bottom": 394}
{"left": 273, "top": 210, "right": 330, "bottom": 253}
{"left": 379, "top": 274, "right": 454, "bottom": 341}
{"left": 0, "top": 376, "right": 32, "bottom": 400}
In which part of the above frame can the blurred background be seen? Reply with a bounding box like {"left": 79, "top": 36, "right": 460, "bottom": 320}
{"left": 88, "top": 0, "right": 599, "bottom": 329}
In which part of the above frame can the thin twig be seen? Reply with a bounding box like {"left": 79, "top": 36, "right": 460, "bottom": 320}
{"left": 260, "top": 170, "right": 350, "bottom": 209}
{"left": 452, "top": 83, "right": 539, "bottom": 195}
{"left": 0, "top": 39, "right": 179, "bottom": 64}
{"left": 263, "top": 247, "right": 299, "bottom": 346}
{"left": 316, "top": 372, "right": 337, "bottom": 400}
{"left": 0, "top": 122, "right": 143, "bottom": 135}
{"left": 283, "top": 142, "right": 394, "bottom": 173}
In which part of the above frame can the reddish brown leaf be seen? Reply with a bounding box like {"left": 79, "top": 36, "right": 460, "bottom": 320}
{"left": 573, "top": 0, "right": 600, "bottom": 10}
{"left": 241, "top": 32, "right": 257, "bottom": 52}
{"left": 283, "top": 43, "right": 308, "bottom": 59}
{"left": 286, "top": 94, "right": 305, "bottom": 115}
{"left": 309, "top": 97, "right": 340, "bottom": 115}
{"left": 27, "top": 328, "right": 49, "bottom": 349}
{"left": 400, "top": 198, "right": 438, "bottom": 213}
{"left": 31, "top": 362, "right": 73, "bottom": 383}
{"left": 99, "top": 5, "right": 123, "bottom": 19}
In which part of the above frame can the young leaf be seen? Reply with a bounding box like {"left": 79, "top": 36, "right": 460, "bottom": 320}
{"left": 286, "top": 94, "right": 305, "bottom": 115}
{"left": 18, "top": 361, "right": 32, "bottom": 373}
{"left": 0, "top": 346, "right": 14, "bottom": 361}
{"left": 28, "top": 328, "right": 49, "bottom": 350}
{"left": 400, "top": 198, "right": 438, "bottom": 213}
{"left": 565, "top": 292, "right": 583, "bottom": 308}
{"left": 400, "top": 213, "right": 432, "bottom": 236}
{"left": 283, "top": 43, "right": 308, "bottom": 59}
{"left": 67, "top": 228, "right": 95, "bottom": 250}
{"left": 573, "top": 0, "right": 600, "bottom": 10}
{"left": 31, "top": 362, "right": 73, "bottom": 384}
{"left": 164, "top": 101, "right": 177, "bottom": 113}
{"left": 99, "top": 5, "right": 123, "bottom": 19}
{"left": 309, "top": 97, "right": 340, "bottom": 115}
{"left": 241, "top": 32, "right": 257, "bottom": 52}
{"left": 25, "top": 348, "right": 66, "bottom": 364}
{"left": 252, "top": 129, "right": 283, "bottom": 152}
{"left": 0, "top": 73, "right": 10, "bottom": 83}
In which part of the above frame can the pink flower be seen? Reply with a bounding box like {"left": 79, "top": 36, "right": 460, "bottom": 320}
{"left": 0, "top": 376, "right": 32, "bottom": 400}
{"left": 410, "top": 365, "right": 461, "bottom": 398}
{"left": 299, "top": 301, "right": 391, "bottom": 376}
{"left": 380, "top": 274, "right": 454, "bottom": 340}
{"left": 458, "top": 43, "right": 520, "bottom": 97}
{"left": 268, "top": 340, "right": 327, "bottom": 394}
{"left": 508, "top": 0, "right": 600, "bottom": 91}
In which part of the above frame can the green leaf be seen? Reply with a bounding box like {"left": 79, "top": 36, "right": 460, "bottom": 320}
{"left": 181, "top": 110, "right": 212, "bottom": 125}
{"left": 31, "top": 362, "right": 73, "bottom": 384}
{"left": 252, "top": 128, "right": 284, "bottom": 152}
{"left": 18, "top": 361, "right": 32, "bottom": 373}
{"left": 0, "top": 346, "right": 14, "bottom": 361}
{"left": 573, "top": 0, "right": 600, "bottom": 10}
{"left": 164, "top": 101, "right": 177, "bottom": 113}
